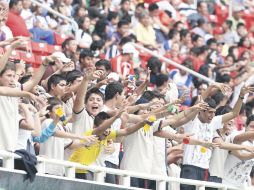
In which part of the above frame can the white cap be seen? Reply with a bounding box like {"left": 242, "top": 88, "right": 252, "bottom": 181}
{"left": 122, "top": 43, "right": 139, "bottom": 55}
{"left": 52, "top": 52, "right": 71, "bottom": 63}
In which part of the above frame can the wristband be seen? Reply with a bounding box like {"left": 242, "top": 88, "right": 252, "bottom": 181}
{"left": 183, "top": 137, "right": 190, "bottom": 144}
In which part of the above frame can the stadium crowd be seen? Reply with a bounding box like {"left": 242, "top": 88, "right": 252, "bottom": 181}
{"left": 1, "top": 0, "right": 254, "bottom": 189}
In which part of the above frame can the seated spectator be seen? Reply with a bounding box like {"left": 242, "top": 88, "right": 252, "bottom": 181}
{"left": 76, "top": 16, "right": 93, "bottom": 49}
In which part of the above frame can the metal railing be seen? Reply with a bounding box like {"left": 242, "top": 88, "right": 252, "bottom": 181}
{"left": 0, "top": 150, "right": 239, "bottom": 190}
{"left": 30, "top": 0, "right": 79, "bottom": 36}
{"left": 132, "top": 43, "right": 215, "bottom": 84}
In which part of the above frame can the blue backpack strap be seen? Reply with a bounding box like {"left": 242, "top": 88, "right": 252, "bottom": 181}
{"left": 169, "top": 70, "right": 177, "bottom": 79}
{"left": 185, "top": 74, "right": 193, "bottom": 87}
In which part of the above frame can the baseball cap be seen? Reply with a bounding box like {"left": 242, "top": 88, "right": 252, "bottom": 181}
{"left": 52, "top": 52, "right": 71, "bottom": 63}
{"left": 122, "top": 43, "right": 139, "bottom": 55}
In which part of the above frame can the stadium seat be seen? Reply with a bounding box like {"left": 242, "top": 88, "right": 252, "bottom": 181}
{"left": 33, "top": 55, "right": 45, "bottom": 68}
{"left": 54, "top": 32, "right": 68, "bottom": 46}
{"left": 47, "top": 44, "right": 62, "bottom": 54}
{"left": 19, "top": 51, "right": 35, "bottom": 64}
{"left": 31, "top": 42, "right": 49, "bottom": 55}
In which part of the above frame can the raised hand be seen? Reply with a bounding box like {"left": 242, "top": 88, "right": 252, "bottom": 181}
{"left": 240, "top": 85, "right": 254, "bottom": 96}
{"left": 212, "top": 82, "right": 232, "bottom": 96}
{"left": 81, "top": 135, "right": 97, "bottom": 146}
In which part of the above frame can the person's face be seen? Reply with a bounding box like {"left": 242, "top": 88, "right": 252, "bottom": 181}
{"left": 197, "top": 37, "right": 204, "bottom": 47}
{"left": 150, "top": 97, "right": 161, "bottom": 110}
{"left": 86, "top": 93, "right": 104, "bottom": 116}
{"left": 140, "top": 15, "right": 150, "bottom": 27}
{"left": 67, "top": 76, "right": 83, "bottom": 94}
{"left": 225, "top": 56, "right": 233, "bottom": 65}
{"left": 80, "top": 56, "right": 94, "bottom": 70}
{"left": 223, "top": 119, "right": 234, "bottom": 134}
{"left": 173, "top": 33, "right": 181, "bottom": 42}
{"left": 135, "top": 6, "right": 144, "bottom": 17}
{"left": 111, "top": 16, "right": 119, "bottom": 25}
{"left": 119, "top": 24, "right": 129, "bottom": 36}
{"left": 116, "top": 92, "right": 124, "bottom": 107}
{"left": 246, "top": 121, "right": 254, "bottom": 132}
{"left": 199, "top": 107, "right": 216, "bottom": 123}
{"left": 237, "top": 26, "right": 247, "bottom": 37}
{"left": 243, "top": 38, "right": 251, "bottom": 48}
{"left": 96, "top": 65, "right": 108, "bottom": 79}
{"left": 22, "top": 0, "right": 31, "bottom": 9}
{"left": 26, "top": 67, "right": 34, "bottom": 76}
{"left": 83, "top": 17, "right": 90, "bottom": 30}
{"left": 183, "top": 33, "right": 191, "bottom": 44}
{"left": 0, "top": 69, "right": 16, "bottom": 87}
{"left": 171, "top": 43, "right": 180, "bottom": 53}
{"left": 14, "top": 1, "right": 23, "bottom": 14}
{"left": 198, "top": 2, "right": 208, "bottom": 15}
{"left": 51, "top": 80, "right": 66, "bottom": 97}
{"left": 77, "top": 7, "right": 86, "bottom": 17}
{"left": 66, "top": 40, "right": 77, "bottom": 53}
{"left": 198, "top": 84, "right": 208, "bottom": 95}
{"left": 210, "top": 42, "right": 217, "bottom": 50}
{"left": 50, "top": 104, "right": 65, "bottom": 120}
{"left": 122, "top": 1, "right": 130, "bottom": 11}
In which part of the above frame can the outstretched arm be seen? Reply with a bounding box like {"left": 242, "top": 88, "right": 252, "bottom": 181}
{"left": 222, "top": 86, "right": 254, "bottom": 123}
{"left": 73, "top": 69, "right": 103, "bottom": 113}
{"left": 22, "top": 55, "right": 58, "bottom": 92}
{"left": 116, "top": 120, "right": 147, "bottom": 137}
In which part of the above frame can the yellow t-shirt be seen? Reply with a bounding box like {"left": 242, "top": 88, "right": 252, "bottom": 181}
{"left": 69, "top": 129, "right": 116, "bottom": 173}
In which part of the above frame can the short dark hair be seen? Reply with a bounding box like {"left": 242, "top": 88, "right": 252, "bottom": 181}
{"left": 9, "top": 0, "right": 22, "bottom": 9}
{"left": 79, "top": 48, "right": 94, "bottom": 60}
{"left": 180, "top": 29, "right": 189, "bottom": 40}
{"left": 0, "top": 62, "right": 16, "bottom": 76}
{"left": 62, "top": 37, "right": 75, "bottom": 50}
{"left": 237, "top": 22, "right": 245, "bottom": 29}
{"left": 94, "top": 111, "right": 110, "bottom": 127}
{"left": 20, "top": 75, "right": 32, "bottom": 84}
{"left": 148, "top": 3, "right": 159, "bottom": 12}
{"left": 141, "top": 90, "right": 163, "bottom": 101}
{"left": 168, "top": 29, "right": 179, "bottom": 40}
{"left": 47, "top": 97, "right": 63, "bottom": 112}
{"left": 215, "top": 105, "right": 232, "bottom": 116}
{"left": 107, "top": 11, "right": 118, "bottom": 21}
{"left": 204, "top": 97, "right": 217, "bottom": 109}
{"left": 95, "top": 59, "right": 111, "bottom": 71}
{"left": 47, "top": 74, "right": 66, "bottom": 92}
{"left": 192, "top": 34, "right": 202, "bottom": 43}
{"left": 155, "top": 74, "right": 168, "bottom": 87}
{"left": 104, "top": 82, "right": 123, "bottom": 101}
{"left": 246, "top": 115, "right": 254, "bottom": 126}
{"left": 226, "top": 20, "right": 233, "bottom": 29}
{"left": 212, "top": 91, "right": 225, "bottom": 105}
{"left": 207, "top": 38, "right": 217, "bottom": 46}
{"left": 66, "top": 70, "right": 83, "bottom": 84}
{"left": 85, "top": 87, "right": 104, "bottom": 103}
{"left": 117, "top": 19, "right": 129, "bottom": 28}
{"left": 90, "top": 40, "right": 105, "bottom": 51}
{"left": 147, "top": 57, "right": 162, "bottom": 72}
{"left": 216, "top": 73, "right": 231, "bottom": 83}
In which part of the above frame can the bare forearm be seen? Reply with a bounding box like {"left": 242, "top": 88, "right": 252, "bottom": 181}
{"left": 0, "top": 87, "right": 31, "bottom": 97}
{"left": 118, "top": 120, "right": 146, "bottom": 137}
{"left": 0, "top": 46, "right": 13, "bottom": 73}
{"left": 233, "top": 131, "right": 254, "bottom": 144}
{"left": 73, "top": 79, "right": 88, "bottom": 113}
{"left": 54, "top": 130, "right": 81, "bottom": 140}
{"left": 31, "top": 113, "right": 41, "bottom": 137}
{"left": 93, "top": 115, "right": 118, "bottom": 135}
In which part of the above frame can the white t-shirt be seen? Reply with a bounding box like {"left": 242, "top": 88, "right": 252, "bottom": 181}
{"left": 151, "top": 125, "right": 177, "bottom": 176}
{"left": 120, "top": 120, "right": 161, "bottom": 173}
{"left": 182, "top": 116, "right": 223, "bottom": 169}
{"left": 0, "top": 96, "right": 20, "bottom": 151}
{"left": 72, "top": 108, "right": 94, "bottom": 135}
{"left": 102, "top": 105, "right": 121, "bottom": 166}
{"left": 209, "top": 131, "right": 231, "bottom": 178}
{"left": 39, "top": 119, "right": 65, "bottom": 176}
{"left": 75, "top": 29, "right": 93, "bottom": 48}
{"left": 16, "top": 128, "right": 31, "bottom": 151}
{"left": 223, "top": 140, "right": 254, "bottom": 188}
{"left": 20, "top": 9, "right": 33, "bottom": 29}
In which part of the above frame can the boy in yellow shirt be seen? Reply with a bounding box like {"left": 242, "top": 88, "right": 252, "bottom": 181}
{"left": 69, "top": 109, "right": 150, "bottom": 179}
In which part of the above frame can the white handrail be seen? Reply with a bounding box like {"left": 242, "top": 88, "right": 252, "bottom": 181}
{"left": 132, "top": 43, "right": 215, "bottom": 84}
{"left": 30, "top": 0, "right": 79, "bottom": 36}
{"left": 0, "top": 150, "right": 239, "bottom": 190}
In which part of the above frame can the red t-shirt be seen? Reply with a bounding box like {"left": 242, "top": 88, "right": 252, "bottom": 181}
{"left": 6, "top": 11, "right": 30, "bottom": 37}
{"left": 110, "top": 55, "right": 134, "bottom": 78}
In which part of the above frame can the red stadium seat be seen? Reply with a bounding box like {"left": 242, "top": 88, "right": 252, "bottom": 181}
{"left": 19, "top": 51, "right": 35, "bottom": 64}
{"left": 47, "top": 44, "right": 62, "bottom": 54}
{"left": 31, "top": 42, "right": 48, "bottom": 55}
{"left": 9, "top": 50, "right": 20, "bottom": 60}
{"left": 33, "top": 55, "right": 45, "bottom": 68}
{"left": 54, "top": 32, "right": 68, "bottom": 46}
